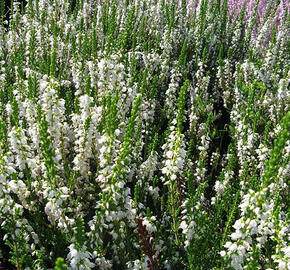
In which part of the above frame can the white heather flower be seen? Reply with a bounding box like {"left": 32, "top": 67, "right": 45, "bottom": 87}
{"left": 6, "top": 103, "right": 12, "bottom": 116}
{"left": 229, "top": 243, "right": 238, "bottom": 252}
{"left": 67, "top": 244, "right": 95, "bottom": 270}
{"left": 278, "top": 261, "right": 287, "bottom": 270}
{"left": 117, "top": 182, "right": 125, "bottom": 189}
{"left": 39, "top": 79, "right": 48, "bottom": 91}
{"left": 224, "top": 242, "right": 232, "bottom": 248}
{"left": 220, "top": 251, "right": 226, "bottom": 257}
{"left": 148, "top": 186, "right": 160, "bottom": 200}
{"left": 257, "top": 236, "right": 266, "bottom": 244}
{"left": 248, "top": 220, "right": 257, "bottom": 229}
{"left": 233, "top": 220, "right": 244, "bottom": 230}
{"left": 166, "top": 151, "right": 173, "bottom": 159}
{"left": 282, "top": 246, "right": 290, "bottom": 258}
{"left": 230, "top": 231, "right": 243, "bottom": 241}
{"left": 214, "top": 181, "right": 225, "bottom": 195}
{"left": 142, "top": 218, "right": 156, "bottom": 234}
{"left": 231, "top": 254, "right": 243, "bottom": 270}
{"left": 237, "top": 245, "right": 246, "bottom": 256}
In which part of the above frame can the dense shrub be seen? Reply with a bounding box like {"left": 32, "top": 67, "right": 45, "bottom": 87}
{"left": 0, "top": 0, "right": 289, "bottom": 269}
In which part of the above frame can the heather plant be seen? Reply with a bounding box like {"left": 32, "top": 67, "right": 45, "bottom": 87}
{"left": 0, "top": 0, "right": 289, "bottom": 269}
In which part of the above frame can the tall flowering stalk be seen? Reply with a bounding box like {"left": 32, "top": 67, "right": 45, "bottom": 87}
{"left": 136, "top": 215, "right": 159, "bottom": 270}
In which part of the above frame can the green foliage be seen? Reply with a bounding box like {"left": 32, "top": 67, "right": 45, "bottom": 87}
{"left": 263, "top": 112, "right": 290, "bottom": 187}
{"left": 54, "top": 257, "right": 67, "bottom": 270}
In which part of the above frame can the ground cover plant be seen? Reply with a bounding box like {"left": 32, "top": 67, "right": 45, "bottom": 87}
{"left": 0, "top": 0, "right": 289, "bottom": 269}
